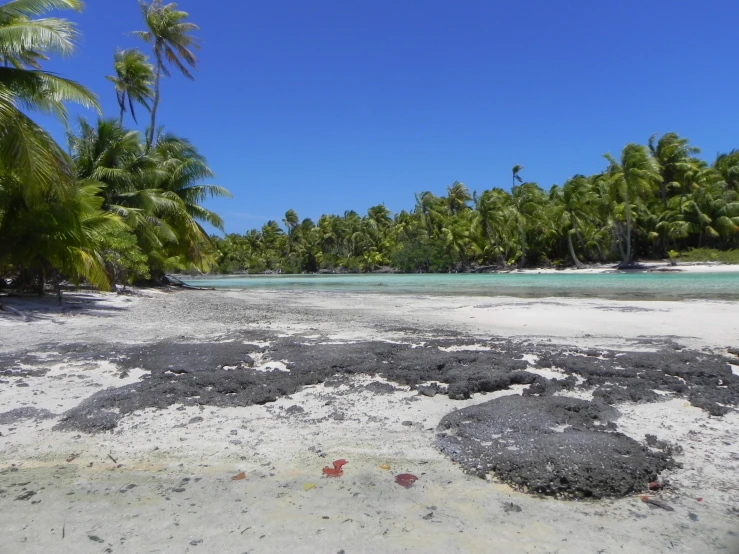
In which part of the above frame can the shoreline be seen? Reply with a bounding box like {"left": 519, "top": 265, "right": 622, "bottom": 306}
{"left": 176, "top": 261, "right": 739, "bottom": 279}
{"left": 1, "top": 289, "right": 738, "bottom": 553}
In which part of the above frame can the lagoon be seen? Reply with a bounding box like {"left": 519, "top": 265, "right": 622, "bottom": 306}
{"left": 182, "top": 270, "right": 739, "bottom": 301}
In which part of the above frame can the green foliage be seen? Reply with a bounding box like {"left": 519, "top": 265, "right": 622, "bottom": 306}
{"left": 213, "top": 133, "right": 739, "bottom": 274}
{"left": 675, "top": 248, "right": 739, "bottom": 264}
{"left": 99, "top": 226, "right": 150, "bottom": 284}
{"left": 0, "top": 2, "right": 230, "bottom": 292}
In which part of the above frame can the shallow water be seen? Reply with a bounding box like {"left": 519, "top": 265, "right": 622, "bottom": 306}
{"left": 182, "top": 271, "right": 739, "bottom": 301}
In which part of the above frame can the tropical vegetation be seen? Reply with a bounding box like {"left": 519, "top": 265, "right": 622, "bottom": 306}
{"left": 212, "top": 136, "right": 739, "bottom": 274}
{"left": 0, "top": 0, "right": 229, "bottom": 294}
{"left": 0, "top": 2, "right": 737, "bottom": 293}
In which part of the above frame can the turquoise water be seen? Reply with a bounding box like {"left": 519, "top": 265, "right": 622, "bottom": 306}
{"left": 181, "top": 271, "right": 739, "bottom": 301}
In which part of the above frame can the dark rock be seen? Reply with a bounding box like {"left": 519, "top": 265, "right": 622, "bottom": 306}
{"left": 364, "top": 381, "right": 399, "bottom": 395}
{"left": 187, "top": 416, "right": 204, "bottom": 425}
{"left": 0, "top": 407, "right": 55, "bottom": 425}
{"left": 417, "top": 385, "right": 438, "bottom": 397}
{"left": 33, "top": 332, "right": 739, "bottom": 433}
{"left": 285, "top": 405, "right": 305, "bottom": 414}
{"left": 437, "top": 395, "right": 674, "bottom": 498}
{"left": 88, "top": 535, "right": 105, "bottom": 543}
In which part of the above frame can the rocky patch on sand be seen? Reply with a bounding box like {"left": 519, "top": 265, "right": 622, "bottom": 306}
{"left": 436, "top": 395, "right": 676, "bottom": 498}
{"left": 44, "top": 335, "right": 739, "bottom": 433}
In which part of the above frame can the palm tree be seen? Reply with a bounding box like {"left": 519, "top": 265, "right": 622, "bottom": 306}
{"left": 512, "top": 165, "right": 524, "bottom": 187}
{"left": 135, "top": 0, "right": 199, "bottom": 148}
{"left": 648, "top": 133, "right": 701, "bottom": 207}
{"left": 149, "top": 133, "right": 231, "bottom": 231}
{"left": 471, "top": 188, "right": 511, "bottom": 265}
{"left": 550, "top": 176, "right": 597, "bottom": 269}
{"left": 508, "top": 182, "right": 546, "bottom": 267}
{"left": 713, "top": 150, "right": 739, "bottom": 192}
{"left": 106, "top": 48, "right": 154, "bottom": 125}
{"left": 604, "top": 144, "right": 662, "bottom": 267}
{"left": 0, "top": 0, "right": 99, "bottom": 194}
{"left": 282, "top": 209, "right": 299, "bottom": 231}
{"left": 0, "top": 0, "right": 106, "bottom": 292}
{"left": 0, "top": 174, "right": 122, "bottom": 293}
{"left": 445, "top": 181, "right": 471, "bottom": 215}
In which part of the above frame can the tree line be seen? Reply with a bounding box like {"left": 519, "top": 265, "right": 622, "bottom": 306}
{"left": 0, "top": 0, "right": 229, "bottom": 294}
{"left": 213, "top": 136, "right": 739, "bottom": 274}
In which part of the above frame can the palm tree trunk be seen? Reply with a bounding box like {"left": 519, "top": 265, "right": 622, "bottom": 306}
{"left": 621, "top": 186, "right": 632, "bottom": 268}
{"left": 519, "top": 225, "right": 526, "bottom": 268}
{"left": 567, "top": 232, "right": 585, "bottom": 269}
{"left": 37, "top": 268, "right": 45, "bottom": 296}
{"left": 147, "top": 57, "right": 162, "bottom": 149}
{"left": 119, "top": 104, "right": 125, "bottom": 126}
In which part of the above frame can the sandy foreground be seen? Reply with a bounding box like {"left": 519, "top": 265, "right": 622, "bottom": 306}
{"left": 0, "top": 288, "right": 738, "bottom": 554}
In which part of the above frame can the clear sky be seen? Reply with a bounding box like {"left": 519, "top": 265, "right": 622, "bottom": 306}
{"left": 43, "top": 0, "right": 739, "bottom": 234}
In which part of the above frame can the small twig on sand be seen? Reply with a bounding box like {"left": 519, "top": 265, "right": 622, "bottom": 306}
{"left": 107, "top": 454, "right": 118, "bottom": 464}
{"left": 62, "top": 519, "right": 66, "bottom": 539}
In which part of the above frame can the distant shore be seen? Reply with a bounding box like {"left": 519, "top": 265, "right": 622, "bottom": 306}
{"left": 179, "top": 261, "right": 739, "bottom": 279}
{"left": 512, "top": 261, "right": 739, "bottom": 275}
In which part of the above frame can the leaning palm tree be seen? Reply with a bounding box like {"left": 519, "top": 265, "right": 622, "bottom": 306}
{"left": 134, "top": 0, "right": 199, "bottom": 148}
{"left": 604, "top": 144, "right": 662, "bottom": 268}
{"left": 0, "top": 0, "right": 99, "bottom": 195}
{"left": 106, "top": 48, "right": 154, "bottom": 125}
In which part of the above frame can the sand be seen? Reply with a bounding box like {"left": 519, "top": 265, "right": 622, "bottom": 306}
{"left": 0, "top": 287, "right": 738, "bottom": 554}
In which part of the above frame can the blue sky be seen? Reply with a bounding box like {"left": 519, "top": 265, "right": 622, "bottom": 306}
{"left": 44, "top": 0, "right": 739, "bottom": 234}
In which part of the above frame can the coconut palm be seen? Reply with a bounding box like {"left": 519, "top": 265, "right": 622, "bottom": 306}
{"left": 471, "top": 188, "right": 511, "bottom": 265}
{"left": 550, "top": 175, "right": 597, "bottom": 268}
{"left": 445, "top": 181, "right": 471, "bottom": 215}
{"left": 135, "top": 0, "right": 199, "bottom": 148}
{"left": 713, "top": 150, "right": 739, "bottom": 192}
{"left": 508, "top": 182, "right": 547, "bottom": 267}
{"left": 106, "top": 48, "right": 154, "bottom": 125}
{"left": 512, "top": 165, "right": 524, "bottom": 187}
{"left": 149, "top": 133, "right": 231, "bottom": 231}
{"left": 0, "top": 0, "right": 98, "bottom": 194}
{"left": 648, "top": 133, "right": 701, "bottom": 206}
{"left": 0, "top": 0, "right": 106, "bottom": 292}
{"left": 604, "top": 144, "right": 662, "bottom": 267}
{"left": 0, "top": 174, "right": 122, "bottom": 292}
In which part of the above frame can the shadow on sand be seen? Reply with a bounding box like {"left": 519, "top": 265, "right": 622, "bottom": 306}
{"left": 0, "top": 290, "right": 131, "bottom": 321}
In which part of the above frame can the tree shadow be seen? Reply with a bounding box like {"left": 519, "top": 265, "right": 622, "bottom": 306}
{"left": 0, "top": 291, "right": 132, "bottom": 321}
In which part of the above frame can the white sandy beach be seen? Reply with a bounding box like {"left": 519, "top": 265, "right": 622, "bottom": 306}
{"left": 1, "top": 286, "right": 738, "bottom": 554}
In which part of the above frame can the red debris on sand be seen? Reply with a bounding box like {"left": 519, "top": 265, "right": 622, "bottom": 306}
{"left": 648, "top": 481, "right": 662, "bottom": 491}
{"left": 231, "top": 472, "right": 246, "bottom": 481}
{"left": 696, "top": 498, "right": 703, "bottom": 502}
{"left": 395, "top": 473, "right": 419, "bottom": 488}
{"left": 332, "top": 459, "right": 348, "bottom": 470}
{"left": 322, "top": 467, "right": 343, "bottom": 477}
